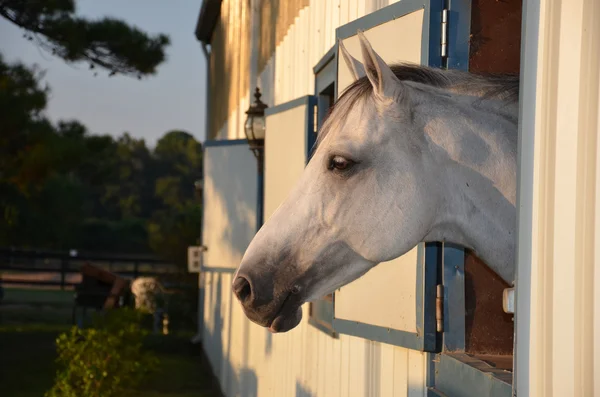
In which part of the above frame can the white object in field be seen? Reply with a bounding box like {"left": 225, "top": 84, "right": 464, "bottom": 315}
{"left": 130, "top": 277, "right": 165, "bottom": 313}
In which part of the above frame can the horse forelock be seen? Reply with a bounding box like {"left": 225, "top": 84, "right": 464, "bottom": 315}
{"left": 311, "top": 63, "right": 520, "bottom": 154}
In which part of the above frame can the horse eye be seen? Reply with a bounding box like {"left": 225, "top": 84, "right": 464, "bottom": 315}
{"left": 329, "top": 155, "right": 354, "bottom": 171}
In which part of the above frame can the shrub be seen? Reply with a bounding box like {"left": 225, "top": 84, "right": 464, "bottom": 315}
{"left": 45, "top": 308, "right": 158, "bottom": 397}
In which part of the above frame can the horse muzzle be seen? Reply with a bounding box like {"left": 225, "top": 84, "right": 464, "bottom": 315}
{"left": 232, "top": 271, "right": 304, "bottom": 333}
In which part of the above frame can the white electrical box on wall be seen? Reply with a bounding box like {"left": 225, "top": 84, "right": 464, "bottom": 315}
{"left": 187, "top": 246, "right": 205, "bottom": 273}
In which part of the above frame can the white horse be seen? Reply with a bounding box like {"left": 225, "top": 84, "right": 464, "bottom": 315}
{"left": 233, "top": 32, "right": 518, "bottom": 333}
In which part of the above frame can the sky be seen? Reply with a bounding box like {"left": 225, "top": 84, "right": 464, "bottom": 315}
{"left": 0, "top": 0, "right": 207, "bottom": 147}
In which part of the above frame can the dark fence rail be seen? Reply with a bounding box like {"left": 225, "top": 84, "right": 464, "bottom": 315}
{"left": 0, "top": 247, "right": 189, "bottom": 290}
{"left": 0, "top": 247, "right": 169, "bottom": 263}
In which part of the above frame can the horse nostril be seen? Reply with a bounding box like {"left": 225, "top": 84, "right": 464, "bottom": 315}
{"left": 233, "top": 276, "right": 252, "bottom": 302}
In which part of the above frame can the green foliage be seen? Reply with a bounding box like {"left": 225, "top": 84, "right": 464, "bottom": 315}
{"left": 45, "top": 308, "right": 159, "bottom": 397}
{"left": 149, "top": 203, "right": 202, "bottom": 268}
{"left": 0, "top": 0, "right": 170, "bottom": 78}
{"left": 78, "top": 218, "right": 149, "bottom": 253}
{"left": 149, "top": 130, "right": 203, "bottom": 267}
{"left": 0, "top": 57, "right": 202, "bottom": 257}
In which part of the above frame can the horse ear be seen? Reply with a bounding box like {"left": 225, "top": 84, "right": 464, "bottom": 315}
{"left": 338, "top": 39, "right": 365, "bottom": 81}
{"left": 356, "top": 30, "right": 401, "bottom": 100}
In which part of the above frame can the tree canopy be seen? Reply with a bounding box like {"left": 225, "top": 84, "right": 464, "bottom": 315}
{"left": 0, "top": 56, "right": 201, "bottom": 267}
{"left": 0, "top": 0, "right": 170, "bottom": 78}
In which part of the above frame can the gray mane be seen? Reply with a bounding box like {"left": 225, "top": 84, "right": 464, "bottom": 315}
{"left": 387, "top": 63, "right": 519, "bottom": 102}
{"left": 314, "top": 63, "right": 520, "bottom": 150}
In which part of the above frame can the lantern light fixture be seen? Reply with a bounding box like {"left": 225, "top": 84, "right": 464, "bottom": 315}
{"left": 244, "top": 87, "right": 268, "bottom": 164}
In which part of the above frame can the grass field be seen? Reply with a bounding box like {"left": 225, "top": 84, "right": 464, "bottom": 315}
{"left": 1, "top": 286, "right": 75, "bottom": 306}
{"left": 0, "top": 287, "right": 220, "bottom": 397}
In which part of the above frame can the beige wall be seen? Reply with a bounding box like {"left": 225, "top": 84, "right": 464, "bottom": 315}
{"left": 202, "top": 143, "right": 257, "bottom": 269}
{"left": 515, "top": 0, "right": 600, "bottom": 395}
{"left": 263, "top": 104, "right": 308, "bottom": 220}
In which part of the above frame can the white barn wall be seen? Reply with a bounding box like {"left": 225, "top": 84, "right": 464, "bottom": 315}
{"left": 515, "top": 0, "right": 600, "bottom": 395}
{"left": 204, "top": 1, "right": 429, "bottom": 396}
{"left": 202, "top": 272, "right": 429, "bottom": 397}
{"left": 259, "top": 0, "right": 403, "bottom": 107}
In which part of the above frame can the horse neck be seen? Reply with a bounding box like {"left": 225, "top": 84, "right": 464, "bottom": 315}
{"left": 420, "top": 95, "right": 518, "bottom": 284}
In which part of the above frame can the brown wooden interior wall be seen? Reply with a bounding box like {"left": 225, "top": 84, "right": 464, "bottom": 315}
{"left": 469, "top": 0, "right": 523, "bottom": 75}
{"left": 464, "top": 251, "right": 514, "bottom": 356}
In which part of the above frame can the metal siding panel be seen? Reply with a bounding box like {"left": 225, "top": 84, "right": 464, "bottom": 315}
{"left": 357, "top": 0, "right": 366, "bottom": 19}
{"left": 282, "top": 31, "right": 290, "bottom": 103}
{"left": 340, "top": 335, "right": 351, "bottom": 396}
{"left": 332, "top": 0, "right": 341, "bottom": 37}
{"left": 380, "top": 344, "right": 396, "bottom": 396}
{"left": 291, "top": 21, "right": 297, "bottom": 98}
{"left": 329, "top": 330, "right": 342, "bottom": 397}
{"left": 516, "top": 0, "right": 600, "bottom": 396}
{"left": 340, "top": 0, "right": 349, "bottom": 25}
{"left": 300, "top": 9, "right": 309, "bottom": 96}
{"left": 324, "top": 0, "right": 332, "bottom": 56}
{"left": 407, "top": 350, "right": 425, "bottom": 397}
{"left": 274, "top": 30, "right": 282, "bottom": 104}
{"left": 208, "top": 0, "right": 253, "bottom": 139}
{"left": 305, "top": 8, "right": 312, "bottom": 95}
{"left": 286, "top": 24, "right": 293, "bottom": 101}
{"left": 394, "top": 347, "right": 409, "bottom": 397}
{"left": 328, "top": 0, "right": 337, "bottom": 49}
{"left": 316, "top": 332, "right": 324, "bottom": 395}
{"left": 515, "top": 0, "right": 600, "bottom": 395}
{"left": 348, "top": 337, "right": 366, "bottom": 397}
{"left": 203, "top": 274, "right": 428, "bottom": 397}
{"left": 317, "top": 0, "right": 326, "bottom": 63}
{"left": 310, "top": 0, "right": 317, "bottom": 67}
{"left": 349, "top": 0, "right": 358, "bottom": 21}
{"left": 325, "top": 333, "right": 336, "bottom": 397}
